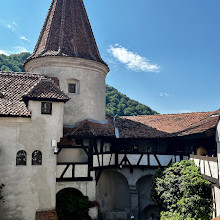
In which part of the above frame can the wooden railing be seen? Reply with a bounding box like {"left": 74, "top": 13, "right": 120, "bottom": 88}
{"left": 93, "top": 153, "right": 189, "bottom": 169}
{"left": 190, "top": 154, "right": 219, "bottom": 185}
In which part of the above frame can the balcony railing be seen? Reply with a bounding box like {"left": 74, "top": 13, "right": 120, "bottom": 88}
{"left": 93, "top": 153, "right": 189, "bottom": 169}
{"left": 190, "top": 154, "right": 219, "bottom": 185}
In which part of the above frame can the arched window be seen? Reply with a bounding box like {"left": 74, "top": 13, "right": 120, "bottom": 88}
{"left": 16, "top": 150, "right": 27, "bottom": 166}
{"left": 32, "top": 150, "right": 42, "bottom": 165}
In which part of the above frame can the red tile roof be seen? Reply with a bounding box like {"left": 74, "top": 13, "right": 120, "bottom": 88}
{"left": 0, "top": 72, "right": 68, "bottom": 117}
{"left": 65, "top": 112, "right": 219, "bottom": 139}
{"left": 118, "top": 112, "right": 218, "bottom": 138}
{"left": 116, "top": 117, "right": 171, "bottom": 138}
{"left": 23, "top": 79, "right": 69, "bottom": 103}
{"left": 25, "top": 0, "right": 108, "bottom": 67}
{"left": 66, "top": 116, "right": 116, "bottom": 138}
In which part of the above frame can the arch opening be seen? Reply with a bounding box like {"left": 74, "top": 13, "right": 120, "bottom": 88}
{"left": 97, "top": 170, "right": 131, "bottom": 213}
{"left": 56, "top": 188, "right": 91, "bottom": 220}
{"left": 136, "top": 175, "right": 160, "bottom": 220}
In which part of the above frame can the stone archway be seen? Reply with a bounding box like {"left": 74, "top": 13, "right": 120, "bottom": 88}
{"left": 96, "top": 170, "right": 131, "bottom": 219}
{"left": 136, "top": 176, "right": 160, "bottom": 220}
{"left": 56, "top": 188, "right": 91, "bottom": 220}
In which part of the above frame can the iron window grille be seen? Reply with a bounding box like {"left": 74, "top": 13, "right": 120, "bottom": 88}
{"left": 16, "top": 150, "right": 27, "bottom": 166}
{"left": 32, "top": 150, "right": 42, "bottom": 165}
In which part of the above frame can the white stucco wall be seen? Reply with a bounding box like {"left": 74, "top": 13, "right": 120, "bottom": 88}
{"left": 214, "top": 120, "right": 220, "bottom": 218}
{"left": 0, "top": 101, "right": 64, "bottom": 220}
{"left": 57, "top": 148, "right": 88, "bottom": 163}
{"left": 25, "top": 57, "right": 109, "bottom": 125}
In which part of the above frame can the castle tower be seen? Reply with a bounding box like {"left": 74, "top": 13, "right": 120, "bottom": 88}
{"left": 24, "top": 0, "right": 109, "bottom": 125}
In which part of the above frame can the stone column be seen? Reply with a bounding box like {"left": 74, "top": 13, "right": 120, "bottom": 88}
{"left": 129, "top": 185, "right": 139, "bottom": 220}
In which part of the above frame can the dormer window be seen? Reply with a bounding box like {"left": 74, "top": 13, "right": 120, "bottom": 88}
{"left": 68, "top": 83, "right": 76, "bottom": 93}
{"left": 41, "top": 102, "right": 52, "bottom": 115}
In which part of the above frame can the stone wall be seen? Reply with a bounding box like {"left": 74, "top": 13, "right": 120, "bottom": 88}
{"left": 97, "top": 168, "right": 159, "bottom": 220}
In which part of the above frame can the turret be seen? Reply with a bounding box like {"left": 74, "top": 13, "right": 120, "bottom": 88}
{"left": 24, "top": 0, "right": 109, "bottom": 125}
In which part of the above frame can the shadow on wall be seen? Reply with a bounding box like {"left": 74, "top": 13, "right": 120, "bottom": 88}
{"left": 136, "top": 175, "right": 160, "bottom": 220}
{"left": 97, "top": 170, "right": 131, "bottom": 213}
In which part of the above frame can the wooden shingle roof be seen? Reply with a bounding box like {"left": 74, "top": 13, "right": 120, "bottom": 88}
{"left": 25, "top": 0, "right": 107, "bottom": 67}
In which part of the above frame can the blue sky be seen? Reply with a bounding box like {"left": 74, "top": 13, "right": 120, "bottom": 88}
{"left": 0, "top": 0, "right": 220, "bottom": 114}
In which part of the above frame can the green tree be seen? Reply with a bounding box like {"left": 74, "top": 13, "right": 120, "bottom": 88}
{"left": 160, "top": 210, "right": 196, "bottom": 220}
{"left": 0, "top": 52, "right": 30, "bottom": 72}
{"left": 151, "top": 160, "right": 212, "bottom": 220}
{"left": 56, "top": 189, "right": 92, "bottom": 220}
{"left": 106, "top": 85, "right": 158, "bottom": 117}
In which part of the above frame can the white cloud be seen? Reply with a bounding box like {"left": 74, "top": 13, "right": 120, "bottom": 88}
{"left": 6, "top": 23, "right": 16, "bottom": 31}
{"left": 12, "top": 46, "right": 28, "bottom": 54}
{"left": 0, "top": 46, "right": 28, "bottom": 55}
{"left": 20, "top": 36, "right": 28, "bottom": 41}
{"left": 0, "top": 50, "right": 8, "bottom": 55}
{"left": 179, "top": 110, "right": 193, "bottom": 113}
{"left": 159, "top": 93, "right": 170, "bottom": 97}
{"left": 108, "top": 44, "right": 160, "bottom": 73}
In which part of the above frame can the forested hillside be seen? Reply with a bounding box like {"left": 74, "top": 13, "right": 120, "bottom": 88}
{"left": 106, "top": 85, "right": 158, "bottom": 117}
{"left": 0, "top": 52, "right": 158, "bottom": 117}
{"left": 0, "top": 52, "right": 30, "bottom": 72}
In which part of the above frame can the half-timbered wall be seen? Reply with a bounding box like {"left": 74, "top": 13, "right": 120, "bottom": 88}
{"left": 57, "top": 149, "right": 88, "bottom": 163}
{"left": 190, "top": 155, "right": 219, "bottom": 183}
{"left": 190, "top": 122, "right": 220, "bottom": 219}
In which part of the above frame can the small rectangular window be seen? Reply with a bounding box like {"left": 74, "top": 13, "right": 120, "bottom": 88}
{"left": 68, "top": 83, "right": 76, "bottom": 93}
{"left": 41, "top": 102, "right": 52, "bottom": 114}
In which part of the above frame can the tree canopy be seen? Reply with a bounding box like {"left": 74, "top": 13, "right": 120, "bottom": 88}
{"left": 0, "top": 52, "right": 158, "bottom": 117}
{"left": 151, "top": 160, "right": 212, "bottom": 220}
{"left": 106, "top": 85, "right": 158, "bottom": 117}
{"left": 0, "top": 52, "right": 30, "bottom": 72}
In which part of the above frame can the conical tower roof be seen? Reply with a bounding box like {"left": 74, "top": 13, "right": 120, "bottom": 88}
{"left": 25, "top": 0, "right": 107, "bottom": 66}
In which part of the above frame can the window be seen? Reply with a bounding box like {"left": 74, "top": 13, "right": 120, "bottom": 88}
{"left": 32, "top": 150, "right": 42, "bottom": 165}
{"left": 16, "top": 150, "right": 27, "bottom": 166}
{"left": 41, "top": 102, "right": 52, "bottom": 114}
{"left": 67, "top": 79, "right": 80, "bottom": 94}
{"left": 68, "top": 83, "right": 76, "bottom": 93}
